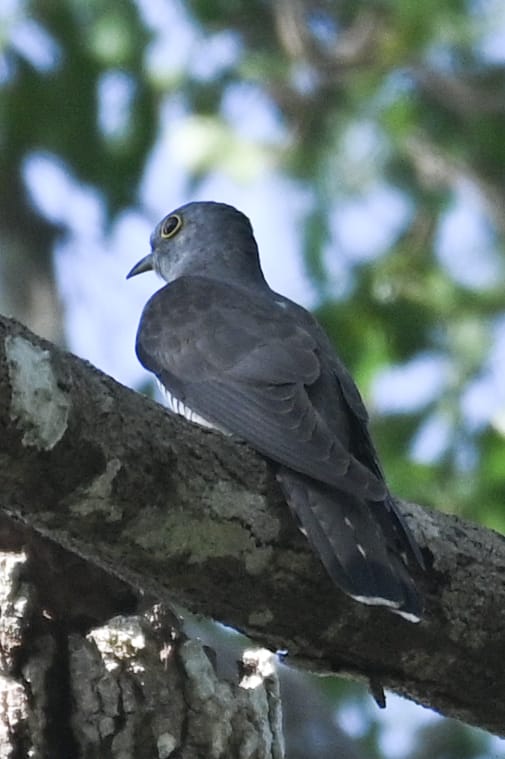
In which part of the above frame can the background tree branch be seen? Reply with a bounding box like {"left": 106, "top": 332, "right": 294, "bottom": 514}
{"left": 1, "top": 315, "right": 504, "bottom": 738}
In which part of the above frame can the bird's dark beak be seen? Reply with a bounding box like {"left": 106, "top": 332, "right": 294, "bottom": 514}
{"left": 126, "top": 253, "right": 154, "bottom": 279}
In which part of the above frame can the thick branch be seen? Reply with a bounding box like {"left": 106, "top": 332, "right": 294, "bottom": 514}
{"left": 0, "top": 316, "right": 504, "bottom": 735}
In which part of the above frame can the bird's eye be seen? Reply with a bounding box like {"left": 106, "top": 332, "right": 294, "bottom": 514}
{"left": 161, "top": 214, "right": 182, "bottom": 239}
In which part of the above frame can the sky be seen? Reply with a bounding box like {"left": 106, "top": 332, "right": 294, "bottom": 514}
{"left": 8, "top": 0, "right": 505, "bottom": 447}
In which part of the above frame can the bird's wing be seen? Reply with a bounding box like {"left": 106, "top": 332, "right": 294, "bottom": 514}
{"left": 135, "top": 277, "right": 386, "bottom": 500}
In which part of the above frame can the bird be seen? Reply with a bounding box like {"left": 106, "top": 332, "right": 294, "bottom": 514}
{"left": 127, "top": 201, "right": 424, "bottom": 621}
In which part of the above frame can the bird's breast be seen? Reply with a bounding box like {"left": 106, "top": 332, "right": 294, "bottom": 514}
{"left": 157, "top": 381, "right": 229, "bottom": 434}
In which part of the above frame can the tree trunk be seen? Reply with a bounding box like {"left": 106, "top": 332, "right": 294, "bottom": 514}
{"left": 0, "top": 530, "right": 284, "bottom": 758}
{"left": 0, "top": 315, "right": 504, "bottom": 743}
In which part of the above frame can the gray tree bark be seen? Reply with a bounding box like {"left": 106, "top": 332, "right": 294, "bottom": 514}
{"left": 0, "top": 533, "right": 284, "bottom": 758}
{"left": 0, "top": 314, "right": 504, "bottom": 748}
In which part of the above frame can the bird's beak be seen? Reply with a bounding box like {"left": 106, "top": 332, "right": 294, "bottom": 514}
{"left": 126, "top": 253, "right": 154, "bottom": 279}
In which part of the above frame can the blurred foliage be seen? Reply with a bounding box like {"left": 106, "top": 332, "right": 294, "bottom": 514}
{"left": 1, "top": 0, "right": 505, "bottom": 757}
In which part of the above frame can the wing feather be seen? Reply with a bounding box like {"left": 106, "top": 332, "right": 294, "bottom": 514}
{"left": 136, "top": 277, "right": 386, "bottom": 499}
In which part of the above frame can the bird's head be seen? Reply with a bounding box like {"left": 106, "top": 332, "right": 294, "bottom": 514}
{"left": 127, "top": 201, "right": 267, "bottom": 287}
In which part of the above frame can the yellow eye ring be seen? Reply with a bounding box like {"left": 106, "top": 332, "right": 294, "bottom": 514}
{"left": 161, "top": 214, "right": 183, "bottom": 239}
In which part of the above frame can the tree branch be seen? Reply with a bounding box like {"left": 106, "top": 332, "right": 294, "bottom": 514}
{"left": 1, "top": 315, "right": 504, "bottom": 736}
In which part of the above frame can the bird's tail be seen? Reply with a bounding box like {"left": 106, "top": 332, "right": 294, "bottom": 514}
{"left": 276, "top": 468, "right": 423, "bottom": 622}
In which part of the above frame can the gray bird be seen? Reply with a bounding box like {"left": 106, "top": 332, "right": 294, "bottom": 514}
{"left": 127, "top": 201, "right": 424, "bottom": 621}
